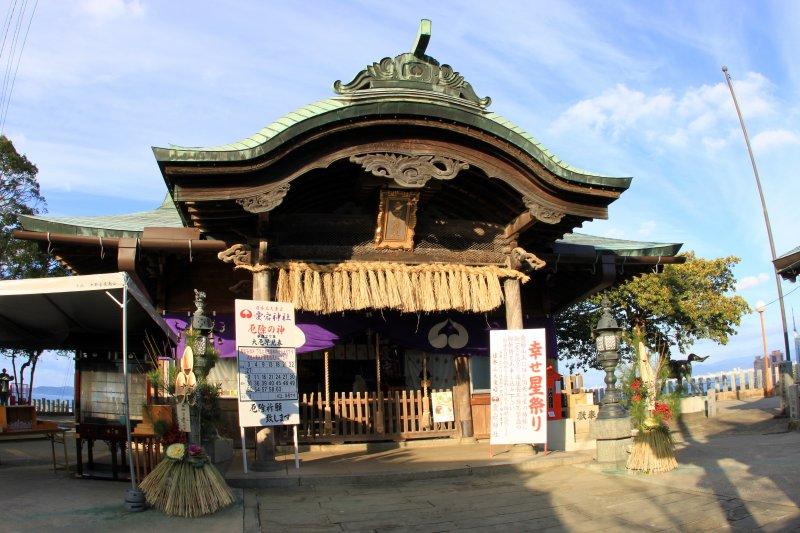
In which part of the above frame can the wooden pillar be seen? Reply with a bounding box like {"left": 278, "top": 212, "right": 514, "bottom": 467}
{"left": 375, "top": 334, "right": 385, "bottom": 434}
{"left": 453, "top": 355, "right": 473, "bottom": 438}
{"left": 421, "top": 354, "right": 431, "bottom": 429}
{"left": 323, "top": 351, "right": 332, "bottom": 435}
{"left": 252, "top": 238, "right": 277, "bottom": 469}
{"left": 503, "top": 278, "right": 523, "bottom": 330}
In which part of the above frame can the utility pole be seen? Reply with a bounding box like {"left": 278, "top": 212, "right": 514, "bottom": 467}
{"left": 722, "top": 66, "right": 791, "bottom": 362}
{"left": 794, "top": 309, "right": 800, "bottom": 364}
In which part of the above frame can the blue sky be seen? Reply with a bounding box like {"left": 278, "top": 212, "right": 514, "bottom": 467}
{"left": 4, "top": 1, "right": 800, "bottom": 386}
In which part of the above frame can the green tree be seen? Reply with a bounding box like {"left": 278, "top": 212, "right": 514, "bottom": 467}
{"left": 0, "top": 135, "right": 66, "bottom": 403}
{"left": 555, "top": 252, "right": 750, "bottom": 372}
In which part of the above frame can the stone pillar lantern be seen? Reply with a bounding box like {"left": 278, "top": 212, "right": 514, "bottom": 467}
{"left": 589, "top": 298, "right": 632, "bottom": 463}
{"left": 593, "top": 298, "right": 625, "bottom": 420}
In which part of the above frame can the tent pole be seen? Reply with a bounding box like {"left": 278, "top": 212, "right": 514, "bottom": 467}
{"left": 121, "top": 274, "right": 144, "bottom": 509}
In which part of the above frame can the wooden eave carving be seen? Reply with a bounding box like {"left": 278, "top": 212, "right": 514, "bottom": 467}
{"left": 350, "top": 153, "right": 469, "bottom": 188}
{"left": 522, "top": 196, "right": 566, "bottom": 225}
{"left": 236, "top": 183, "right": 291, "bottom": 213}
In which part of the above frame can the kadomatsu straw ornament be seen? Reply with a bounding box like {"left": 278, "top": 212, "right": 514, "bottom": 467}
{"left": 140, "top": 344, "right": 234, "bottom": 517}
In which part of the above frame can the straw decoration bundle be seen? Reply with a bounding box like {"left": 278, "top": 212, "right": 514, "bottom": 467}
{"left": 265, "top": 261, "right": 531, "bottom": 314}
{"left": 626, "top": 337, "right": 678, "bottom": 474}
{"left": 140, "top": 443, "right": 235, "bottom": 518}
{"left": 626, "top": 425, "right": 678, "bottom": 474}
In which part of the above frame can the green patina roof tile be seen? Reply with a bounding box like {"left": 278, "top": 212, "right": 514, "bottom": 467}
{"left": 154, "top": 91, "right": 631, "bottom": 188}
{"left": 239, "top": 138, "right": 260, "bottom": 149}
{"left": 20, "top": 195, "right": 184, "bottom": 238}
{"left": 558, "top": 233, "right": 682, "bottom": 257}
{"left": 292, "top": 107, "right": 316, "bottom": 119}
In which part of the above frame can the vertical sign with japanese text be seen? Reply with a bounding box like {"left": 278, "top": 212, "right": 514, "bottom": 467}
{"left": 234, "top": 299, "right": 306, "bottom": 427}
{"left": 489, "top": 329, "right": 548, "bottom": 445}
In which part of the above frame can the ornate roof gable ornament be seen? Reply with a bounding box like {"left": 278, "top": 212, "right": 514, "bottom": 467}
{"left": 333, "top": 19, "right": 491, "bottom": 109}
{"left": 350, "top": 153, "right": 469, "bottom": 188}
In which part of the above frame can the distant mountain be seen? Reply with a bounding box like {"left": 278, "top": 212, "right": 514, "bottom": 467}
{"left": 32, "top": 386, "right": 74, "bottom": 398}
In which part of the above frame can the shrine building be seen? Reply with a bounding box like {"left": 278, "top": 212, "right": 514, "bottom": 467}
{"left": 14, "top": 20, "right": 683, "bottom": 446}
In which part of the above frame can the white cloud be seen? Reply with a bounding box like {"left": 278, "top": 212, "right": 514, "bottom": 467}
{"left": 550, "top": 72, "right": 776, "bottom": 152}
{"left": 551, "top": 84, "right": 673, "bottom": 136}
{"left": 752, "top": 129, "right": 800, "bottom": 153}
{"left": 78, "top": 0, "right": 144, "bottom": 22}
{"left": 736, "top": 273, "right": 770, "bottom": 291}
{"left": 702, "top": 136, "right": 727, "bottom": 151}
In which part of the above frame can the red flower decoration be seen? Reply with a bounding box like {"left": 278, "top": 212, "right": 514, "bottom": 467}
{"left": 633, "top": 394, "right": 641, "bottom": 402}
{"left": 654, "top": 401, "right": 672, "bottom": 421}
{"left": 631, "top": 378, "right": 642, "bottom": 391}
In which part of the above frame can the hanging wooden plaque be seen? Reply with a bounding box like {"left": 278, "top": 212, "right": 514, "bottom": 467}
{"left": 374, "top": 189, "right": 419, "bottom": 250}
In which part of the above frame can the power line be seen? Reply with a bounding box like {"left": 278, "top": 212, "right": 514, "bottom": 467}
{"left": 0, "top": 0, "right": 25, "bottom": 131}
{"left": 760, "top": 283, "right": 800, "bottom": 310}
{"left": 0, "top": 0, "right": 19, "bottom": 65}
{"left": 0, "top": 0, "right": 37, "bottom": 134}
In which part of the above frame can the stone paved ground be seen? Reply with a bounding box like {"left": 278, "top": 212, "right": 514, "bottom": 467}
{"left": 1, "top": 398, "right": 797, "bottom": 531}
{"left": 0, "top": 421, "right": 246, "bottom": 532}
{"left": 256, "top": 397, "right": 800, "bottom": 532}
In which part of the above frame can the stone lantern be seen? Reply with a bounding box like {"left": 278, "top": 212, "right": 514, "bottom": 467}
{"left": 593, "top": 298, "right": 625, "bottom": 420}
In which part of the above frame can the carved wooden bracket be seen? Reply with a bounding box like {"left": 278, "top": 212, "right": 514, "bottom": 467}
{"left": 522, "top": 196, "right": 565, "bottom": 225}
{"left": 217, "top": 243, "right": 272, "bottom": 273}
{"left": 236, "top": 183, "right": 291, "bottom": 213}
{"left": 511, "top": 247, "right": 546, "bottom": 271}
{"left": 218, "top": 243, "right": 252, "bottom": 268}
{"left": 350, "top": 153, "right": 469, "bottom": 188}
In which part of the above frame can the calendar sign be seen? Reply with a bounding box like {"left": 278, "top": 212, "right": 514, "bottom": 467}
{"left": 489, "top": 329, "right": 548, "bottom": 445}
{"left": 235, "top": 300, "right": 305, "bottom": 427}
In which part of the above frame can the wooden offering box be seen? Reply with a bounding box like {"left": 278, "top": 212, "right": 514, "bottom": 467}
{"left": 0, "top": 405, "right": 37, "bottom": 432}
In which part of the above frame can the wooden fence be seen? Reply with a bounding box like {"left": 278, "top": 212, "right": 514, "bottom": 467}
{"left": 276, "top": 388, "right": 457, "bottom": 444}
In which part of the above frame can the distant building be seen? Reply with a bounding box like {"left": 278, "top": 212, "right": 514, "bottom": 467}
{"left": 754, "top": 349, "right": 784, "bottom": 374}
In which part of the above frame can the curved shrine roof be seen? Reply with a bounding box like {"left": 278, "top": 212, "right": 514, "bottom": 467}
{"left": 152, "top": 20, "right": 631, "bottom": 192}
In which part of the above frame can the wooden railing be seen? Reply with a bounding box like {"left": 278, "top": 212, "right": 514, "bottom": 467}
{"left": 276, "top": 388, "right": 457, "bottom": 444}
{"left": 131, "top": 435, "right": 164, "bottom": 482}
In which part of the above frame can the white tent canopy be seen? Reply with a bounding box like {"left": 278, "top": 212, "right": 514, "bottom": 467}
{"left": 0, "top": 272, "right": 175, "bottom": 351}
{"left": 0, "top": 272, "right": 176, "bottom": 491}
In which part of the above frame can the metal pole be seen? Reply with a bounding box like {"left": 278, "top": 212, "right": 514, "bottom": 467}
{"left": 120, "top": 275, "right": 145, "bottom": 510}
{"left": 722, "top": 66, "right": 791, "bottom": 361}
{"left": 121, "top": 278, "right": 137, "bottom": 488}
{"left": 758, "top": 306, "right": 772, "bottom": 394}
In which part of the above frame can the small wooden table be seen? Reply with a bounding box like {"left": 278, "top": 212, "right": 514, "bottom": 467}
{"left": 0, "top": 422, "right": 69, "bottom": 472}
{"left": 75, "top": 422, "right": 127, "bottom": 480}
